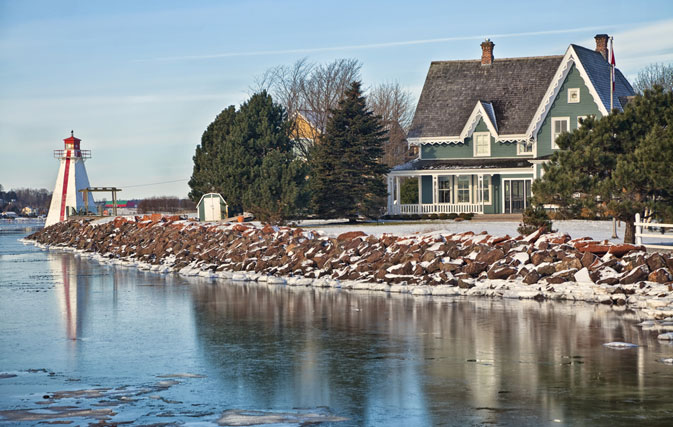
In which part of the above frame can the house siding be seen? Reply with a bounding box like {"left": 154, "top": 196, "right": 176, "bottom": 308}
{"left": 536, "top": 64, "right": 602, "bottom": 157}
{"left": 420, "top": 118, "right": 521, "bottom": 159}
{"left": 421, "top": 176, "right": 433, "bottom": 204}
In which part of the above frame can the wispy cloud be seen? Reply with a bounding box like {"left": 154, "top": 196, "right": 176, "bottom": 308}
{"left": 138, "top": 25, "right": 624, "bottom": 62}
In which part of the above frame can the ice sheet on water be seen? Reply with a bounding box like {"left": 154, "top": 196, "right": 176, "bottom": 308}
{"left": 603, "top": 342, "right": 638, "bottom": 349}
{"left": 216, "top": 408, "right": 348, "bottom": 426}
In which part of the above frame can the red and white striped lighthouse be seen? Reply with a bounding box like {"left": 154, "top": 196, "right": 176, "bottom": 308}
{"left": 45, "top": 131, "right": 96, "bottom": 227}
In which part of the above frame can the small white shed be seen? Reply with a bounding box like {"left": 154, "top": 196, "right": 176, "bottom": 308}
{"left": 196, "top": 193, "right": 228, "bottom": 222}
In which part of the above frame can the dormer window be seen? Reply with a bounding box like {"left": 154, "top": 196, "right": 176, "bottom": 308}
{"left": 568, "top": 88, "right": 580, "bottom": 103}
{"left": 473, "top": 132, "right": 490, "bottom": 157}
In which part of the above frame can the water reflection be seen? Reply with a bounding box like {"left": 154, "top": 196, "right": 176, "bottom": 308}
{"left": 189, "top": 281, "right": 673, "bottom": 425}
{"left": 46, "top": 253, "right": 90, "bottom": 345}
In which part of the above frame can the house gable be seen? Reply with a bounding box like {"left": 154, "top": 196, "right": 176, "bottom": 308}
{"left": 536, "top": 63, "right": 602, "bottom": 157}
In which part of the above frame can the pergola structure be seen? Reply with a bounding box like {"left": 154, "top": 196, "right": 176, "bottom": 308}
{"left": 78, "top": 187, "right": 122, "bottom": 216}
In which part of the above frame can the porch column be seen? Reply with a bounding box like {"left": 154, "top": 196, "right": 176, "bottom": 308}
{"left": 479, "top": 174, "right": 484, "bottom": 214}
{"left": 395, "top": 176, "right": 401, "bottom": 206}
{"left": 417, "top": 176, "right": 422, "bottom": 212}
{"left": 432, "top": 175, "right": 438, "bottom": 211}
{"left": 387, "top": 176, "right": 394, "bottom": 214}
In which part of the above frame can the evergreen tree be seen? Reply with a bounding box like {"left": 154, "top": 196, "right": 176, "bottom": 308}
{"left": 533, "top": 86, "right": 673, "bottom": 243}
{"left": 188, "top": 106, "right": 236, "bottom": 201}
{"left": 310, "top": 81, "right": 389, "bottom": 221}
{"left": 243, "top": 150, "right": 308, "bottom": 224}
{"left": 188, "top": 91, "right": 306, "bottom": 222}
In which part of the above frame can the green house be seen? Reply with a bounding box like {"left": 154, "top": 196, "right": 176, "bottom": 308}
{"left": 387, "top": 34, "right": 634, "bottom": 215}
{"left": 197, "top": 193, "right": 228, "bottom": 222}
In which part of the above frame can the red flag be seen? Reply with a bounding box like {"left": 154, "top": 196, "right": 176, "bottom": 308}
{"left": 610, "top": 38, "right": 616, "bottom": 91}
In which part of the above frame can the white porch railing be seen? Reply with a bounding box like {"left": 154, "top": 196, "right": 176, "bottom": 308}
{"left": 635, "top": 213, "right": 673, "bottom": 250}
{"left": 389, "top": 203, "right": 484, "bottom": 215}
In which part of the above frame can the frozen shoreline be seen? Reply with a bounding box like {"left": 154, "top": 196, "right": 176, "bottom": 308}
{"left": 20, "top": 217, "right": 673, "bottom": 325}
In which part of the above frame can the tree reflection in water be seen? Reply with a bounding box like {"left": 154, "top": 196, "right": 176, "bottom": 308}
{"left": 190, "top": 280, "right": 673, "bottom": 425}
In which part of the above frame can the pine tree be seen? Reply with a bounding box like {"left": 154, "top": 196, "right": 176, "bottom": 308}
{"left": 188, "top": 106, "right": 236, "bottom": 201}
{"left": 243, "top": 150, "right": 308, "bottom": 224}
{"left": 533, "top": 86, "right": 673, "bottom": 243}
{"left": 188, "top": 91, "right": 307, "bottom": 222}
{"left": 310, "top": 81, "right": 389, "bottom": 221}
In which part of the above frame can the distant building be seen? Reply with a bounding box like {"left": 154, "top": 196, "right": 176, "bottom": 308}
{"left": 387, "top": 34, "right": 635, "bottom": 215}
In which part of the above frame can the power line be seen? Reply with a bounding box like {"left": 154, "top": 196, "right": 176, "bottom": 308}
{"left": 122, "top": 179, "right": 189, "bottom": 188}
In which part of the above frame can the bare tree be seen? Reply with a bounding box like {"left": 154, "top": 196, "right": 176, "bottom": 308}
{"left": 256, "top": 58, "right": 362, "bottom": 159}
{"left": 367, "top": 82, "right": 417, "bottom": 167}
{"left": 632, "top": 63, "right": 673, "bottom": 94}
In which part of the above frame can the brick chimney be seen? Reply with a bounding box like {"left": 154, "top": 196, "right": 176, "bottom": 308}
{"left": 480, "top": 39, "right": 494, "bottom": 65}
{"left": 594, "top": 34, "right": 609, "bottom": 60}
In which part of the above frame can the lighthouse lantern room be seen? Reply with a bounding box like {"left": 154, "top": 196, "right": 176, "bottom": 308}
{"left": 45, "top": 131, "right": 96, "bottom": 227}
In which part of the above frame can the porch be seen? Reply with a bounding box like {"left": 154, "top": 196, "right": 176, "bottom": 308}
{"left": 386, "top": 159, "right": 537, "bottom": 216}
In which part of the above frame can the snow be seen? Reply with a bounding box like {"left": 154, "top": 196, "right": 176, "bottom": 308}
{"left": 297, "top": 219, "right": 632, "bottom": 243}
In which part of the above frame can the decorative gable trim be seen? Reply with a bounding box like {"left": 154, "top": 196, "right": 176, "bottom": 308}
{"left": 525, "top": 46, "right": 609, "bottom": 148}
{"left": 460, "top": 101, "right": 499, "bottom": 139}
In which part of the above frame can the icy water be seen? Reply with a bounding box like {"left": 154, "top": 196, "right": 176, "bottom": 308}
{"left": 2, "top": 223, "right": 673, "bottom": 426}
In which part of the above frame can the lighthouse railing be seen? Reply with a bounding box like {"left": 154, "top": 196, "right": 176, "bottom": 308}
{"left": 54, "top": 149, "right": 91, "bottom": 159}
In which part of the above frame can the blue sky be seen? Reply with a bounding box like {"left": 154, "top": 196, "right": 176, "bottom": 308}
{"left": 1, "top": 0, "right": 672, "bottom": 199}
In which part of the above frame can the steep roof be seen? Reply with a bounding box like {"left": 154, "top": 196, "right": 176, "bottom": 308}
{"left": 571, "top": 44, "right": 635, "bottom": 111}
{"left": 408, "top": 55, "right": 564, "bottom": 139}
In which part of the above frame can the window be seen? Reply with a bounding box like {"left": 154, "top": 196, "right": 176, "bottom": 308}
{"left": 438, "top": 176, "right": 451, "bottom": 203}
{"left": 457, "top": 176, "right": 470, "bottom": 203}
{"left": 551, "top": 117, "right": 569, "bottom": 149}
{"left": 577, "top": 115, "right": 588, "bottom": 128}
{"left": 473, "top": 132, "right": 490, "bottom": 157}
{"left": 517, "top": 139, "right": 534, "bottom": 155}
{"left": 568, "top": 88, "right": 580, "bottom": 103}
{"left": 476, "top": 175, "right": 491, "bottom": 204}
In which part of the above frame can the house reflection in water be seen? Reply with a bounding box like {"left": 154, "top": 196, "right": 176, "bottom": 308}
{"left": 189, "top": 281, "right": 661, "bottom": 425}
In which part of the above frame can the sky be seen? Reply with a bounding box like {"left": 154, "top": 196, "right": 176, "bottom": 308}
{"left": 1, "top": 0, "right": 672, "bottom": 200}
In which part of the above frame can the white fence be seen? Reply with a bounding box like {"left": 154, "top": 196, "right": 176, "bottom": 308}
{"left": 390, "top": 203, "right": 484, "bottom": 215}
{"left": 635, "top": 213, "right": 673, "bottom": 250}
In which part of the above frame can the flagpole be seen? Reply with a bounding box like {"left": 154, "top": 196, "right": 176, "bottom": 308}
{"left": 610, "top": 36, "right": 614, "bottom": 113}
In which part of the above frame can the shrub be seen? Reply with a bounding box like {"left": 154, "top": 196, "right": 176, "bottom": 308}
{"left": 517, "top": 206, "right": 553, "bottom": 236}
{"left": 447, "top": 213, "right": 458, "bottom": 220}
{"left": 458, "top": 212, "right": 474, "bottom": 220}
{"left": 438, "top": 213, "right": 449, "bottom": 220}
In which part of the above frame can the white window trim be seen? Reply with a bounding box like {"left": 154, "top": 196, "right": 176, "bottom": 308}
{"left": 568, "top": 88, "right": 580, "bottom": 104}
{"left": 472, "top": 132, "right": 491, "bottom": 157}
{"left": 551, "top": 117, "right": 570, "bottom": 150}
{"left": 455, "top": 175, "right": 471, "bottom": 204}
{"left": 517, "top": 140, "right": 534, "bottom": 156}
{"left": 476, "top": 175, "right": 492, "bottom": 204}
{"left": 577, "top": 115, "right": 588, "bottom": 128}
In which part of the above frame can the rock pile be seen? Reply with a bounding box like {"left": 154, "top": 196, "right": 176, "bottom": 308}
{"left": 26, "top": 216, "right": 673, "bottom": 314}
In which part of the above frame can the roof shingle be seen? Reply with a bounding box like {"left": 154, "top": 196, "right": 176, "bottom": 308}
{"left": 408, "top": 56, "right": 564, "bottom": 139}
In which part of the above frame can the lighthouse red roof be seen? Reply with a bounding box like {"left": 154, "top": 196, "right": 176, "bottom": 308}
{"left": 63, "top": 130, "right": 81, "bottom": 145}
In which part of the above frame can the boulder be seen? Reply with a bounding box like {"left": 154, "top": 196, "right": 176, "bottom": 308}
{"left": 336, "top": 231, "right": 367, "bottom": 242}
{"left": 646, "top": 254, "right": 668, "bottom": 271}
{"left": 523, "top": 270, "right": 540, "bottom": 284}
{"left": 536, "top": 264, "right": 556, "bottom": 277}
{"left": 556, "top": 256, "right": 582, "bottom": 272}
{"left": 462, "top": 261, "right": 488, "bottom": 276}
{"left": 580, "top": 252, "right": 598, "bottom": 269}
{"left": 475, "top": 248, "right": 505, "bottom": 265}
{"left": 620, "top": 265, "right": 650, "bottom": 284}
{"left": 487, "top": 266, "right": 517, "bottom": 280}
{"left": 531, "top": 251, "right": 553, "bottom": 266}
{"left": 648, "top": 268, "right": 672, "bottom": 284}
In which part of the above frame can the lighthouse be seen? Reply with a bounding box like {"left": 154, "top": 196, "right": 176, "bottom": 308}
{"left": 45, "top": 132, "right": 96, "bottom": 227}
